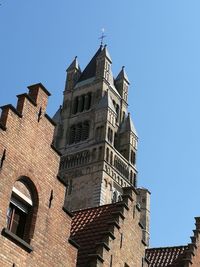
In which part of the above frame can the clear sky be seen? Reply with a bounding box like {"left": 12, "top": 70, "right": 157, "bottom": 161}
{"left": 1, "top": 0, "right": 200, "bottom": 248}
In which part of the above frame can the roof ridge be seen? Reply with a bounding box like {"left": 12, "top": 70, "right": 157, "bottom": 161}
{"left": 147, "top": 245, "right": 188, "bottom": 250}
{"left": 72, "top": 201, "right": 120, "bottom": 214}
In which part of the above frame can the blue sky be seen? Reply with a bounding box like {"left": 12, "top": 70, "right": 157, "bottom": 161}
{"left": 1, "top": 0, "right": 200, "bottom": 248}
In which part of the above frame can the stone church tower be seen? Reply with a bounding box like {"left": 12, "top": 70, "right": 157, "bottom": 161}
{"left": 53, "top": 45, "right": 140, "bottom": 212}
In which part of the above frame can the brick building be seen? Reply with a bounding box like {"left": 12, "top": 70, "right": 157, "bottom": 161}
{"left": 0, "top": 84, "right": 77, "bottom": 267}
{"left": 1, "top": 46, "right": 200, "bottom": 267}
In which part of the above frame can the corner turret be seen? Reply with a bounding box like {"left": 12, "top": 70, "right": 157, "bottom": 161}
{"left": 65, "top": 56, "right": 81, "bottom": 91}
{"left": 96, "top": 45, "right": 113, "bottom": 84}
{"left": 115, "top": 66, "right": 129, "bottom": 103}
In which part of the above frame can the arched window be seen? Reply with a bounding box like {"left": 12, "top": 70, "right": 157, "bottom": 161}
{"left": 69, "top": 125, "right": 75, "bottom": 144}
{"left": 116, "top": 104, "right": 119, "bottom": 122}
{"left": 110, "top": 129, "right": 113, "bottom": 143}
{"left": 131, "top": 150, "right": 136, "bottom": 165}
{"left": 114, "top": 133, "right": 117, "bottom": 148}
{"left": 6, "top": 178, "right": 38, "bottom": 244}
{"left": 106, "top": 148, "right": 109, "bottom": 162}
{"left": 87, "top": 93, "right": 92, "bottom": 109}
{"left": 107, "top": 127, "right": 110, "bottom": 141}
{"left": 134, "top": 173, "right": 137, "bottom": 187}
{"left": 122, "top": 111, "right": 125, "bottom": 122}
{"left": 130, "top": 170, "right": 133, "bottom": 184}
{"left": 84, "top": 93, "right": 92, "bottom": 110}
{"left": 82, "top": 121, "right": 89, "bottom": 140}
{"left": 75, "top": 123, "right": 82, "bottom": 143}
{"left": 110, "top": 151, "right": 113, "bottom": 165}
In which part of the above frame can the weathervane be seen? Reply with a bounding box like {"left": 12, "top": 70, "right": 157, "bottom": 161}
{"left": 99, "top": 28, "right": 106, "bottom": 46}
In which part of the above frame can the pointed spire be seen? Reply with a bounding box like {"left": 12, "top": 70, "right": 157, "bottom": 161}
{"left": 66, "top": 56, "right": 81, "bottom": 72}
{"left": 116, "top": 66, "right": 130, "bottom": 84}
{"left": 126, "top": 113, "right": 137, "bottom": 136}
{"left": 98, "top": 45, "right": 112, "bottom": 63}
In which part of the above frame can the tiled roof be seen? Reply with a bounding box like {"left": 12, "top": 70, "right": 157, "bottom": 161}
{"left": 146, "top": 246, "right": 188, "bottom": 267}
{"left": 70, "top": 203, "right": 120, "bottom": 267}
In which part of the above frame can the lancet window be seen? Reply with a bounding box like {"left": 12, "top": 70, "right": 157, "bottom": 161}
{"left": 72, "top": 92, "right": 92, "bottom": 114}
{"left": 69, "top": 121, "right": 90, "bottom": 144}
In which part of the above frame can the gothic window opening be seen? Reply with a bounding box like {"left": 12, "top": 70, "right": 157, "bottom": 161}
{"left": 75, "top": 123, "right": 82, "bottom": 143}
{"left": 84, "top": 93, "right": 92, "bottom": 110}
{"left": 134, "top": 173, "right": 137, "bottom": 187}
{"left": 131, "top": 150, "right": 136, "bottom": 165}
{"left": 82, "top": 121, "right": 89, "bottom": 140}
{"left": 107, "top": 127, "right": 113, "bottom": 144}
{"left": 81, "top": 95, "right": 85, "bottom": 112}
{"left": 130, "top": 170, "right": 133, "bottom": 184}
{"left": 6, "top": 178, "right": 38, "bottom": 244}
{"left": 122, "top": 111, "right": 125, "bottom": 122}
{"left": 116, "top": 104, "right": 119, "bottom": 123}
{"left": 73, "top": 93, "right": 92, "bottom": 114}
{"left": 69, "top": 121, "right": 90, "bottom": 144}
{"left": 106, "top": 148, "right": 109, "bottom": 162}
{"left": 110, "top": 151, "right": 113, "bottom": 165}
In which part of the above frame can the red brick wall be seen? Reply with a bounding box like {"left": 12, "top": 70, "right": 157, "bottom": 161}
{"left": 0, "top": 84, "right": 77, "bottom": 267}
{"left": 101, "top": 189, "right": 148, "bottom": 267}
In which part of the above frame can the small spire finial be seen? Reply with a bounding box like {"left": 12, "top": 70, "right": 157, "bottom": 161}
{"left": 99, "top": 28, "right": 106, "bottom": 46}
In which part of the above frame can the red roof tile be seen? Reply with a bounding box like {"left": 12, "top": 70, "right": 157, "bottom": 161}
{"left": 146, "top": 246, "right": 188, "bottom": 267}
{"left": 70, "top": 203, "right": 120, "bottom": 267}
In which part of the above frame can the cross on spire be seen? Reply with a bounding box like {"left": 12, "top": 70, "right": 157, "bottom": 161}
{"left": 99, "top": 28, "right": 106, "bottom": 46}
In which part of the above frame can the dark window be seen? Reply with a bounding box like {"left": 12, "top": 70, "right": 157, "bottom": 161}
{"left": 98, "top": 146, "right": 103, "bottom": 160}
{"left": 106, "top": 148, "right": 109, "bottom": 162}
{"left": 7, "top": 201, "right": 28, "bottom": 239}
{"left": 82, "top": 121, "right": 89, "bottom": 140}
{"left": 131, "top": 150, "right": 136, "bottom": 165}
{"left": 116, "top": 104, "right": 119, "bottom": 122}
{"left": 6, "top": 179, "right": 37, "bottom": 244}
{"left": 110, "top": 151, "right": 113, "bottom": 165}
{"left": 134, "top": 173, "right": 137, "bottom": 187}
{"left": 130, "top": 170, "right": 133, "bottom": 184}
{"left": 84, "top": 93, "right": 92, "bottom": 110}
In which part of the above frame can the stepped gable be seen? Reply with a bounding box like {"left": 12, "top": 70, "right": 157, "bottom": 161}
{"left": 69, "top": 186, "right": 146, "bottom": 267}
{"left": 70, "top": 203, "right": 119, "bottom": 266}
{"left": 146, "top": 246, "right": 188, "bottom": 267}
{"left": 146, "top": 217, "right": 200, "bottom": 267}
